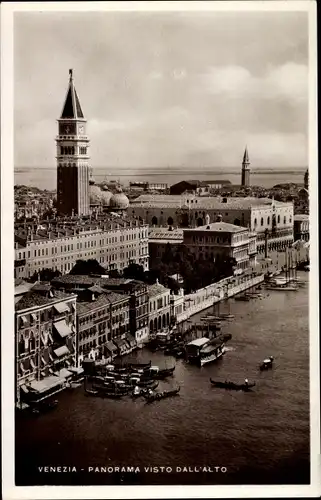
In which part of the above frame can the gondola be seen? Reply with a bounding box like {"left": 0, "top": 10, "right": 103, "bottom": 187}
{"left": 144, "top": 386, "right": 180, "bottom": 403}
{"left": 129, "top": 360, "right": 152, "bottom": 370}
{"left": 259, "top": 356, "right": 274, "bottom": 371}
{"left": 137, "top": 378, "right": 158, "bottom": 388}
{"left": 210, "top": 378, "right": 255, "bottom": 392}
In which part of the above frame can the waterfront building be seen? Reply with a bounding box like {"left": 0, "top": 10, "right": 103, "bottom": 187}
{"left": 183, "top": 218, "right": 257, "bottom": 270}
{"left": 51, "top": 275, "right": 149, "bottom": 345}
{"left": 15, "top": 285, "right": 77, "bottom": 405}
{"left": 130, "top": 194, "right": 293, "bottom": 251}
{"left": 170, "top": 288, "right": 185, "bottom": 324}
{"left": 76, "top": 289, "right": 133, "bottom": 364}
{"left": 169, "top": 179, "right": 231, "bottom": 196}
{"left": 148, "top": 227, "right": 184, "bottom": 268}
{"left": 293, "top": 214, "right": 309, "bottom": 242}
{"left": 101, "top": 279, "right": 149, "bottom": 345}
{"left": 56, "top": 70, "right": 90, "bottom": 216}
{"left": 14, "top": 215, "right": 149, "bottom": 278}
{"left": 147, "top": 281, "right": 171, "bottom": 334}
{"left": 241, "top": 146, "right": 251, "bottom": 187}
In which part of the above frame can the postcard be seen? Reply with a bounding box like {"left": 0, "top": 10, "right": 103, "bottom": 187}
{"left": 1, "top": 1, "right": 319, "bottom": 499}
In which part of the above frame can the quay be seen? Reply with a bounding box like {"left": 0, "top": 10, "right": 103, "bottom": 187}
{"left": 176, "top": 245, "right": 308, "bottom": 324}
{"left": 176, "top": 273, "right": 264, "bottom": 323}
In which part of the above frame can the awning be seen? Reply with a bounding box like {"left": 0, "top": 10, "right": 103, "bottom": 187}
{"left": 53, "top": 345, "right": 70, "bottom": 357}
{"left": 21, "top": 316, "right": 28, "bottom": 325}
{"left": 106, "top": 341, "right": 117, "bottom": 353}
{"left": 54, "top": 320, "right": 72, "bottom": 338}
{"left": 54, "top": 302, "right": 70, "bottom": 314}
{"left": 59, "top": 368, "right": 73, "bottom": 379}
{"left": 68, "top": 366, "right": 84, "bottom": 375}
{"left": 28, "top": 375, "right": 64, "bottom": 394}
{"left": 114, "top": 339, "right": 128, "bottom": 352}
{"left": 125, "top": 334, "right": 136, "bottom": 348}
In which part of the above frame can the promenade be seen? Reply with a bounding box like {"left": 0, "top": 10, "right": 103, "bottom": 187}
{"left": 176, "top": 245, "right": 309, "bottom": 324}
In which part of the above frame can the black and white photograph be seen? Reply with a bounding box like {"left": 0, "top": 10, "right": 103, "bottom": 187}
{"left": 1, "top": 1, "right": 319, "bottom": 498}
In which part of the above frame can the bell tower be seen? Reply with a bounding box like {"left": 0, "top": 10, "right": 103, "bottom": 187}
{"left": 56, "top": 69, "right": 89, "bottom": 216}
{"left": 241, "top": 146, "right": 250, "bottom": 187}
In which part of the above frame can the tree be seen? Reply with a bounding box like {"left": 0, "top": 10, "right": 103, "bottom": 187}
{"left": 69, "top": 259, "right": 106, "bottom": 276}
{"left": 123, "top": 263, "right": 145, "bottom": 281}
{"left": 30, "top": 268, "right": 62, "bottom": 283}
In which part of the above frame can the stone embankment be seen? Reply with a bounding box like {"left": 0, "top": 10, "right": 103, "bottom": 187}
{"left": 176, "top": 273, "right": 264, "bottom": 324}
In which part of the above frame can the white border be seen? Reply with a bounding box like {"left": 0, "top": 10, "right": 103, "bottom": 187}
{"left": 1, "top": 2, "right": 319, "bottom": 499}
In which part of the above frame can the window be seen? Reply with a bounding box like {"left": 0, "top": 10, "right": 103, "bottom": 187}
{"left": 284, "top": 216, "right": 286, "bottom": 224}
{"left": 267, "top": 217, "right": 270, "bottom": 225}
{"left": 277, "top": 215, "right": 280, "bottom": 223}
{"left": 261, "top": 218, "right": 264, "bottom": 226}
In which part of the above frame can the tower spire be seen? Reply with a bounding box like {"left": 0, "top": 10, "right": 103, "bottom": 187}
{"left": 241, "top": 145, "right": 250, "bottom": 187}
{"left": 60, "top": 69, "right": 84, "bottom": 119}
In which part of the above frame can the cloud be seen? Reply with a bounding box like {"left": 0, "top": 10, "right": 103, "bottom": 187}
{"left": 202, "top": 63, "right": 308, "bottom": 102}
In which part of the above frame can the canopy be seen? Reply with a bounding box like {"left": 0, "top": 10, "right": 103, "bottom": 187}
{"left": 53, "top": 345, "right": 70, "bottom": 357}
{"left": 106, "top": 341, "right": 117, "bottom": 353}
{"left": 125, "top": 334, "right": 136, "bottom": 348}
{"left": 28, "top": 375, "right": 64, "bottom": 394}
{"left": 54, "top": 320, "right": 72, "bottom": 338}
{"left": 59, "top": 368, "right": 73, "bottom": 379}
{"left": 54, "top": 302, "right": 70, "bottom": 314}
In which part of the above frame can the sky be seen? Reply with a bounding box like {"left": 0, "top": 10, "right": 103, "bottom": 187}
{"left": 14, "top": 10, "right": 309, "bottom": 171}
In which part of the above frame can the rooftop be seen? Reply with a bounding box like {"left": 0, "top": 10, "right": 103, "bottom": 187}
{"left": 149, "top": 228, "right": 184, "bottom": 241}
{"left": 147, "top": 283, "right": 169, "bottom": 297}
{"left": 77, "top": 291, "right": 128, "bottom": 316}
{"left": 294, "top": 214, "right": 309, "bottom": 221}
{"left": 14, "top": 214, "right": 146, "bottom": 246}
{"left": 15, "top": 290, "right": 74, "bottom": 312}
{"left": 131, "top": 194, "right": 290, "bottom": 210}
{"left": 184, "top": 222, "right": 248, "bottom": 233}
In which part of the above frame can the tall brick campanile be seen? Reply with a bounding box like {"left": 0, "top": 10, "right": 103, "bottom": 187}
{"left": 56, "top": 70, "right": 89, "bottom": 215}
{"left": 241, "top": 146, "right": 250, "bottom": 187}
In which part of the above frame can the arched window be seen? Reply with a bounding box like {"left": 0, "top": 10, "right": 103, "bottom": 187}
{"left": 197, "top": 217, "right": 203, "bottom": 227}
{"left": 162, "top": 314, "right": 166, "bottom": 328}
{"left": 267, "top": 216, "right": 270, "bottom": 225}
{"left": 150, "top": 320, "right": 153, "bottom": 333}
{"left": 152, "top": 216, "right": 158, "bottom": 225}
{"left": 254, "top": 218, "right": 257, "bottom": 226}
{"left": 277, "top": 215, "right": 280, "bottom": 223}
{"left": 261, "top": 217, "right": 264, "bottom": 226}
{"left": 168, "top": 217, "right": 174, "bottom": 226}
{"left": 289, "top": 216, "right": 292, "bottom": 223}
{"left": 60, "top": 146, "right": 64, "bottom": 155}
{"left": 158, "top": 317, "right": 162, "bottom": 330}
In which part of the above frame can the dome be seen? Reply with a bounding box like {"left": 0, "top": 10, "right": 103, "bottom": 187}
{"left": 89, "top": 184, "right": 103, "bottom": 205}
{"left": 100, "top": 188, "right": 112, "bottom": 206}
{"left": 109, "top": 189, "right": 129, "bottom": 209}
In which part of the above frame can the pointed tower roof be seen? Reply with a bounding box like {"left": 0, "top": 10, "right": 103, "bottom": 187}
{"left": 242, "top": 146, "right": 250, "bottom": 165}
{"left": 60, "top": 69, "right": 84, "bottom": 119}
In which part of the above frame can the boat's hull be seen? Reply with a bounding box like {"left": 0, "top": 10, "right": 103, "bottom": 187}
{"left": 200, "top": 350, "right": 224, "bottom": 366}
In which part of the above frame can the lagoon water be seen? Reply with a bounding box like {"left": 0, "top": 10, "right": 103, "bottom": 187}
{"left": 15, "top": 272, "right": 309, "bottom": 486}
{"left": 14, "top": 167, "right": 305, "bottom": 190}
